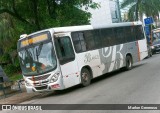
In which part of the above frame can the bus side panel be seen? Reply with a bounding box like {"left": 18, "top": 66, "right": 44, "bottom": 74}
{"left": 76, "top": 50, "right": 104, "bottom": 78}
{"left": 98, "top": 44, "right": 126, "bottom": 74}
{"left": 76, "top": 41, "right": 143, "bottom": 80}
{"left": 76, "top": 44, "right": 127, "bottom": 79}
{"left": 126, "top": 41, "right": 139, "bottom": 63}
{"left": 60, "top": 59, "right": 80, "bottom": 89}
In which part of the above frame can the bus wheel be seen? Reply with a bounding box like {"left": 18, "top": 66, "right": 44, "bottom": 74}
{"left": 81, "top": 68, "right": 91, "bottom": 87}
{"left": 125, "top": 55, "right": 133, "bottom": 70}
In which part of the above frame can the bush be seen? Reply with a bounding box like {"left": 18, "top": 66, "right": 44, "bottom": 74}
{"left": 14, "top": 57, "right": 21, "bottom": 70}
{"left": 0, "top": 53, "right": 11, "bottom": 63}
{"left": 4, "top": 64, "right": 18, "bottom": 76}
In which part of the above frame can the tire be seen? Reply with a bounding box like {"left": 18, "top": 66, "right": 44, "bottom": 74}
{"left": 81, "top": 68, "right": 91, "bottom": 87}
{"left": 125, "top": 55, "right": 133, "bottom": 70}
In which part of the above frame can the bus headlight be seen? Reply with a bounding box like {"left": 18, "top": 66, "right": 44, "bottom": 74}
{"left": 50, "top": 72, "right": 60, "bottom": 83}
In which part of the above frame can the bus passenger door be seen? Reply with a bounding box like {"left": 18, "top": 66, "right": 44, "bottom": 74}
{"left": 54, "top": 36, "right": 80, "bottom": 88}
{"left": 125, "top": 26, "right": 139, "bottom": 63}
{"left": 136, "top": 26, "right": 148, "bottom": 60}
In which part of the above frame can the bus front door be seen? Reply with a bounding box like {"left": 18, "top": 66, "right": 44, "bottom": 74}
{"left": 55, "top": 36, "right": 80, "bottom": 88}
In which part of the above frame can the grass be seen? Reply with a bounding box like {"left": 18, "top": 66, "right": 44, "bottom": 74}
{"left": 9, "top": 73, "right": 23, "bottom": 81}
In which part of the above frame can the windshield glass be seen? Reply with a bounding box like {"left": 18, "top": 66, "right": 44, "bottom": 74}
{"left": 153, "top": 32, "right": 160, "bottom": 44}
{"left": 18, "top": 42, "right": 57, "bottom": 76}
{"left": 153, "top": 39, "right": 160, "bottom": 45}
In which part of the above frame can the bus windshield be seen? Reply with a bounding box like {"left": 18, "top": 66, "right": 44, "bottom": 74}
{"left": 18, "top": 38, "right": 57, "bottom": 76}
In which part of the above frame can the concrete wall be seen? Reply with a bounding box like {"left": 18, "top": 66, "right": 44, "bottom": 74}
{"left": 88, "top": 0, "right": 112, "bottom": 25}
{"left": 109, "top": 0, "right": 120, "bottom": 23}
{"left": 85, "top": 0, "right": 120, "bottom": 25}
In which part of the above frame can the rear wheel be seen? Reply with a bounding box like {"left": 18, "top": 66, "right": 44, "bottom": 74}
{"left": 125, "top": 55, "right": 133, "bottom": 70}
{"left": 81, "top": 68, "right": 91, "bottom": 87}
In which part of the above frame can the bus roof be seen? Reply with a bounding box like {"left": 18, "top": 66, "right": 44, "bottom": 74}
{"left": 19, "top": 21, "right": 142, "bottom": 41}
{"left": 53, "top": 21, "right": 142, "bottom": 33}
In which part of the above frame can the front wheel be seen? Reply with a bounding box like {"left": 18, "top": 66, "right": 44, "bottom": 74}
{"left": 81, "top": 68, "right": 91, "bottom": 87}
{"left": 125, "top": 55, "right": 133, "bottom": 70}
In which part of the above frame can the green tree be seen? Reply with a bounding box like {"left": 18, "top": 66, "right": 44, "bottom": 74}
{"left": 0, "top": 0, "right": 99, "bottom": 31}
{"left": 0, "top": 13, "right": 20, "bottom": 74}
{"left": 121, "top": 0, "right": 160, "bottom": 21}
{"left": 0, "top": 0, "right": 99, "bottom": 76}
{"left": 0, "top": 13, "right": 18, "bottom": 61}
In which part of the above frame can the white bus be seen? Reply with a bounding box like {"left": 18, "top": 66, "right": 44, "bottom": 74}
{"left": 17, "top": 21, "right": 148, "bottom": 93}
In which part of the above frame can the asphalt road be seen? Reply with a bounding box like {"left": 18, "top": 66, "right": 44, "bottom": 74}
{"left": 2, "top": 54, "right": 160, "bottom": 113}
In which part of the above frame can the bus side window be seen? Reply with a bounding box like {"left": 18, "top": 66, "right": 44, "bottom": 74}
{"left": 114, "top": 27, "right": 125, "bottom": 44}
{"left": 71, "top": 32, "right": 87, "bottom": 53}
{"left": 135, "top": 26, "right": 144, "bottom": 40}
{"left": 125, "top": 26, "right": 135, "bottom": 42}
{"left": 93, "top": 30, "right": 102, "bottom": 49}
{"left": 84, "top": 30, "right": 95, "bottom": 50}
{"left": 100, "top": 28, "right": 114, "bottom": 47}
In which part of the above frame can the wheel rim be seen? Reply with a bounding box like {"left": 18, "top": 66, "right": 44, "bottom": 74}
{"left": 82, "top": 72, "right": 89, "bottom": 82}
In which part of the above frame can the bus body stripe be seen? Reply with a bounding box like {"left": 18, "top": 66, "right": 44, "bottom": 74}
{"left": 137, "top": 41, "right": 141, "bottom": 61}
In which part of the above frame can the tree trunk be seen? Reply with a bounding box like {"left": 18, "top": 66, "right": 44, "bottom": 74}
{"left": 139, "top": 13, "right": 143, "bottom": 22}
{"left": 135, "top": 0, "right": 139, "bottom": 21}
{"left": 32, "top": 0, "right": 41, "bottom": 30}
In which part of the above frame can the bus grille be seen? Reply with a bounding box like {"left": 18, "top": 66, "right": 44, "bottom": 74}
{"left": 33, "top": 80, "right": 49, "bottom": 86}
{"left": 35, "top": 85, "right": 48, "bottom": 90}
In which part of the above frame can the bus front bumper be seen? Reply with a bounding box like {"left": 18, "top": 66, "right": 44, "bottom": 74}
{"left": 25, "top": 83, "right": 65, "bottom": 93}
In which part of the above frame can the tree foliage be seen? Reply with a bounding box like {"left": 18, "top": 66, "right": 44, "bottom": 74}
{"left": 121, "top": 0, "right": 160, "bottom": 21}
{"left": 0, "top": 0, "right": 98, "bottom": 31}
{"left": 0, "top": 0, "right": 98, "bottom": 75}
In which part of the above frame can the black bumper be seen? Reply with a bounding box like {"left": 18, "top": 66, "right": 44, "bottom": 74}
{"left": 152, "top": 45, "right": 160, "bottom": 53}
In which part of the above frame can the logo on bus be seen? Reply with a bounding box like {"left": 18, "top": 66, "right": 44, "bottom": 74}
{"left": 84, "top": 53, "right": 100, "bottom": 63}
{"left": 102, "top": 44, "right": 124, "bottom": 71}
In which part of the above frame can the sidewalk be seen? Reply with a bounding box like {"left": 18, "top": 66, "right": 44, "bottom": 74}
{"left": 0, "top": 84, "right": 53, "bottom": 104}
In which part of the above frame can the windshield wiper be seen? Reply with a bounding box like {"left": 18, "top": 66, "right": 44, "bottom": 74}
{"left": 35, "top": 42, "right": 44, "bottom": 73}
{"left": 36, "top": 42, "right": 43, "bottom": 62}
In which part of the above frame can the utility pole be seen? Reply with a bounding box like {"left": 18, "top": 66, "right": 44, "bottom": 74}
{"left": 117, "top": 0, "right": 122, "bottom": 22}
